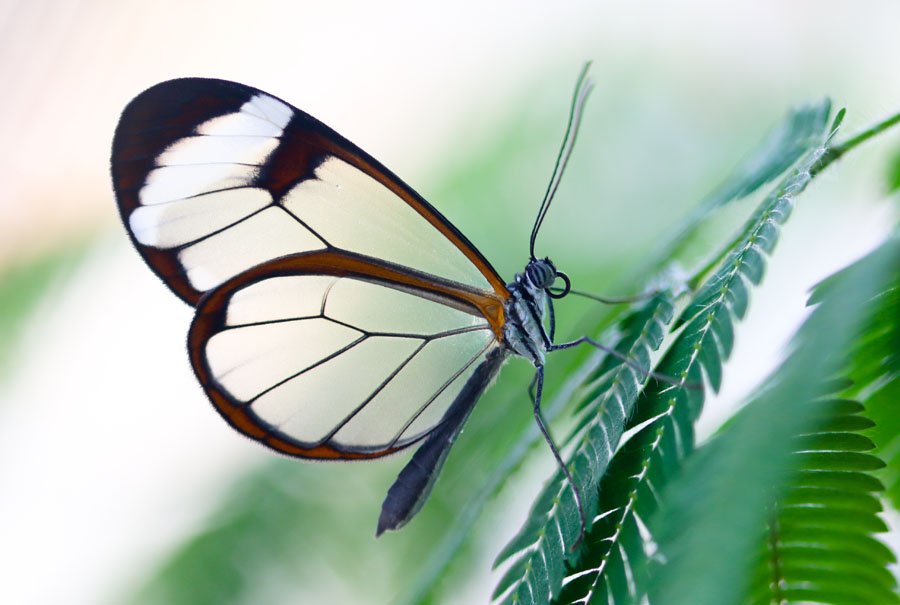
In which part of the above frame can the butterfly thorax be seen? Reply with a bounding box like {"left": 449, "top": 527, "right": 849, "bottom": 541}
{"left": 502, "top": 259, "right": 556, "bottom": 367}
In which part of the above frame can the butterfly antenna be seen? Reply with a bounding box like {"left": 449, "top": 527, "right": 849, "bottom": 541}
{"left": 529, "top": 61, "right": 596, "bottom": 260}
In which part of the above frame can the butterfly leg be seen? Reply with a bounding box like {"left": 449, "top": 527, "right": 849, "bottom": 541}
{"left": 527, "top": 371, "right": 539, "bottom": 407}
{"left": 532, "top": 364, "right": 586, "bottom": 547}
{"left": 550, "top": 336, "right": 692, "bottom": 387}
{"left": 547, "top": 296, "right": 557, "bottom": 343}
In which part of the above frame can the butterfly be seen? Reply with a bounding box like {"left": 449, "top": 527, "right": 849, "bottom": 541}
{"left": 111, "top": 65, "right": 605, "bottom": 537}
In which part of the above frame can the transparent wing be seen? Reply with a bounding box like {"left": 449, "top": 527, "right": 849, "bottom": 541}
{"left": 111, "top": 78, "right": 508, "bottom": 306}
{"left": 189, "top": 251, "right": 505, "bottom": 459}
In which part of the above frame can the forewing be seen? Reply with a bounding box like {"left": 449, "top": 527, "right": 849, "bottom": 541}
{"left": 111, "top": 78, "right": 508, "bottom": 306}
{"left": 189, "top": 251, "right": 504, "bottom": 459}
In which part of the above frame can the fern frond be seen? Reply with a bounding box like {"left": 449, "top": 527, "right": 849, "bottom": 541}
{"left": 824, "top": 244, "right": 900, "bottom": 509}
{"left": 707, "top": 100, "right": 832, "bottom": 206}
{"left": 746, "top": 399, "right": 898, "bottom": 605}
{"left": 865, "top": 381, "right": 900, "bottom": 509}
{"left": 652, "top": 99, "right": 831, "bottom": 269}
{"left": 492, "top": 294, "right": 674, "bottom": 604}
{"left": 555, "top": 113, "right": 837, "bottom": 605}
{"left": 639, "top": 233, "right": 900, "bottom": 605}
{"left": 554, "top": 368, "right": 695, "bottom": 604}
{"left": 492, "top": 92, "right": 835, "bottom": 605}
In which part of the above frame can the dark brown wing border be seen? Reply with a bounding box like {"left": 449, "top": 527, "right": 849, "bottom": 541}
{"left": 111, "top": 78, "right": 510, "bottom": 306}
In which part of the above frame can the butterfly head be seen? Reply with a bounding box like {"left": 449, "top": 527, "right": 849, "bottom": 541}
{"left": 525, "top": 257, "right": 570, "bottom": 299}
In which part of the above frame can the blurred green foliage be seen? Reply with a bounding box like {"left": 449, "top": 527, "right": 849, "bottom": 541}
{"left": 7, "top": 64, "right": 897, "bottom": 604}
{"left": 0, "top": 239, "right": 91, "bottom": 383}
{"left": 887, "top": 144, "right": 900, "bottom": 194}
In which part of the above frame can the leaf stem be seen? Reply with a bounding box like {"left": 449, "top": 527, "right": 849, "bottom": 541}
{"left": 813, "top": 108, "right": 900, "bottom": 175}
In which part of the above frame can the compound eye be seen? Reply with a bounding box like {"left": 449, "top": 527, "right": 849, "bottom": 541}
{"left": 543, "top": 267, "right": 556, "bottom": 288}
{"left": 526, "top": 260, "right": 555, "bottom": 289}
{"left": 539, "top": 260, "right": 558, "bottom": 288}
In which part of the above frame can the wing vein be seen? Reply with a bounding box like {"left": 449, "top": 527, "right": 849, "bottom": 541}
{"left": 245, "top": 334, "right": 368, "bottom": 406}
{"left": 155, "top": 161, "right": 265, "bottom": 168}
{"left": 281, "top": 204, "right": 334, "bottom": 248}
{"left": 220, "top": 314, "right": 322, "bottom": 330}
{"left": 387, "top": 340, "right": 494, "bottom": 448}
{"left": 366, "top": 324, "right": 492, "bottom": 340}
{"left": 307, "top": 339, "right": 431, "bottom": 444}
{"left": 166, "top": 204, "right": 293, "bottom": 253}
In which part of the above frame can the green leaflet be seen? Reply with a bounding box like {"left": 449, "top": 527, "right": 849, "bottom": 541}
{"left": 642, "top": 235, "right": 900, "bottom": 605}
{"left": 705, "top": 100, "right": 832, "bottom": 206}
{"left": 649, "top": 99, "right": 831, "bottom": 272}
{"left": 553, "top": 345, "right": 698, "bottom": 603}
{"left": 676, "top": 191, "right": 794, "bottom": 333}
{"left": 492, "top": 294, "right": 675, "bottom": 604}
{"left": 744, "top": 399, "right": 897, "bottom": 605}
{"left": 554, "top": 115, "right": 836, "bottom": 605}
{"left": 865, "top": 381, "right": 900, "bottom": 508}
{"left": 830, "top": 253, "right": 900, "bottom": 510}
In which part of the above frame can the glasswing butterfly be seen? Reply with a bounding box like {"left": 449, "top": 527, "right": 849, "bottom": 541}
{"left": 111, "top": 65, "right": 617, "bottom": 537}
